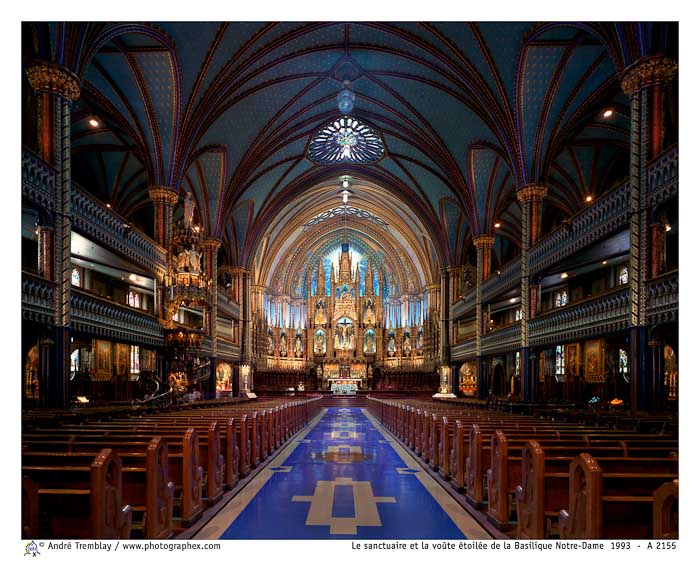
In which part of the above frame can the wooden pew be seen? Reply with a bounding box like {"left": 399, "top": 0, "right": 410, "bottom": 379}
{"left": 558, "top": 454, "right": 678, "bottom": 539}
{"left": 22, "top": 448, "right": 132, "bottom": 539}
{"left": 23, "top": 437, "right": 174, "bottom": 539}
{"left": 515, "top": 440, "right": 678, "bottom": 539}
{"left": 653, "top": 479, "right": 679, "bottom": 539}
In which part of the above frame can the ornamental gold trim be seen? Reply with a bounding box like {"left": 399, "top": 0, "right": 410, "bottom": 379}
{"left": 621, "top": 56, "right": 678, "bottom": 96}
{"left": 516, "top": 184, "right": 547, "bottom": 204}
{"left": 473, "top": 234, "right": 495, "bottom": 249}
{"left": 26, "top": 61, "right": 81, "bottom": 101}
{"left": 148, "top": 186, "right": 180, "bottom": 205}
{"left": 201, "top": 238, "right": 223, "bottom": 251}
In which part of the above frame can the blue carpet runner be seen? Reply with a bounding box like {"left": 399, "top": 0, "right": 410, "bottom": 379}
{"left": 201, "top": 407, "right": 489, "bottom": 540}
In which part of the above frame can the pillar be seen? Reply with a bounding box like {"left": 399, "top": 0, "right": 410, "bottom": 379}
{"left": 37, "top": 226, "right": 53, "bottom": 280}
{"left": 621, "top": 55, "right": 677, "bottom": 412}
{"left": 148, "top": 187, "right": 179, "bottom": 249}
{"left": 27, "top": 61, "right": 80, "bottom": 408}
{"left": 201, "top": 237, "right": 221, "bottom": 398}
{"left": 474, "top": 234, "right": 495, "bottom": 400}
{"left": 516, "top": 184, "right": 547, "bottom": 402}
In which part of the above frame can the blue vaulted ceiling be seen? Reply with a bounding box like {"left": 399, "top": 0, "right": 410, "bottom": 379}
{"left": 24, "top": 21, "right": 676, "bottom": 271}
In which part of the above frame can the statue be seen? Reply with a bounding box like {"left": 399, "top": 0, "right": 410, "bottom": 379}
{"left": 387, "top": 334, "right": 397, "bottom": 356}
{"left": 188, "top": 245, "right": 202, "bottom": 275}
{"left": 315, "top": 298, "right": 326, "bottom": 325}
{"left": 280, "top": 333, "right": 287, "bottom": 356}
{"left": 176, "top": 249, "right": 189, "bottom": 272}
{"left": 183, "top": 191, "right": 195, "bottom": 230}
{"left": 314, "top": 330, "right": 325, "bottom": 354}
{"left": 294, "top": 336, "right": 303, "bottom": 357}
{"left": 403, "top": 335, "right": 411, "bottom": 355}
{"left": 364, "top": 330, "right": 376, "bottom": 353}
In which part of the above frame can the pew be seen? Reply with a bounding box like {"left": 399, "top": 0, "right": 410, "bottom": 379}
{"left": 558, "top": 454, "right": 678, "bottom": 539}
{"left": 22, "top": 448, "right": 132, "bottom": 539}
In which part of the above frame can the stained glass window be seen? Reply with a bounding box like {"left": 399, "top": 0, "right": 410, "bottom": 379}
{"left": 618, "top": 267, "right": 629, "bottom": 285}
{"left": 71, "top": 267, "right": 81, "bottom": 287}
{"left": 308, "top": 117, "right": 384, "bottom": 164}
{"left": 555, "top": 293, "right": 562, "bottom": 308}
{"left": 561, "top": 291, "right": 568, "bottom": 306}
{"left": 127, "top": 290, "right": 141, "bottom": 309}
{"left": 515, "top": 308, "right": 522, "bottom": 321}
{"left": 554, "top": 291, "right": 568, "bottom": 308}
{"left": 619, "top": 349, "right": 629, "bottom": 383}
{"left": 130, "top": 345, "right": 140, "bottom": 374}
{"left": 555, "top": 345, "right": 565, "bottom": 382}
{"left": 515, "top": 351, "right": 520, "bottom": 378}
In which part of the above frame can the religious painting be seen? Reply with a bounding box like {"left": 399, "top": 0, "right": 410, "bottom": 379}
{"left": 140, "top": 349, "right": 155, "bottom": 372}
{"left": 216, "top": 361, "right": 232, "bottom": 390}
{"left": 95, "top": 339, "right": 112, "bottom": 378}
{"left": 459, "top": 362, "right": 476, "bottom": 396}
{"left": 115, "top": 343, "right": 130, "bottom": 377}
{"left": 565, "top": 343, "right": 579, "bottom": 379}
{"left": 364, "top": 329, "right": 376, "bottom": 354}
{"left": 584, "top": 339, "right": 605, "bottom": 383}
{"left": 24, "top": 345, "right": 39, "bottom": 399}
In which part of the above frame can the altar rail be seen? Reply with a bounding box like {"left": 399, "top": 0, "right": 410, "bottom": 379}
{"left": 22, "top": 148, "right": 168, "bottom": 276}
{"left": 646, "top": 271, "right": 679, "bottom": 326}
{"left": 480, "top": 323, "right": 520, "bottom": 355}
{"left": 70, "top": 288, "right": 164, "bottom": 347}
{"left": 529, "top": 287, "right": 629, "bottom": 348}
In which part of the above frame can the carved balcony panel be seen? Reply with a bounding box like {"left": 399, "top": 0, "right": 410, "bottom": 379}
{"left": 71, "top": 187, "right": 168, "bottom": 275}
{"left": 21, "top": 272, "right": 56, "bottom": 324}
{"left": 646, "top": 271, "right": 678, "bottom": 326}
{"left": 216, "top": 338, "right": 241, "bottom": 361}
{"left": 528, "top": 182, "right": 631, "bottom": 275}
{"left": 529, "top": 288, "right": 630, "bottom": 348}
{"left": 217, "top": 288, "right": 241, "bottom": 319}
{"left": 482, "top": 258, "right": 521, "bottom": 304}
{"left": 481, "top": 324, "right": 521, "bottom": 355}
{"left": 22, "top": 149, "right": 56, "bottom": 211}
{"left": 452, "top": 337, "right": 476, "bottom": 361}
{"left": 70, "top": 289, "right": 163, "bottom": 347}
{"left": 452, "top": 288, "right": 476, "bottom": 319}
{"left": 648, "top": 146, "right": 678, "bottom": 208}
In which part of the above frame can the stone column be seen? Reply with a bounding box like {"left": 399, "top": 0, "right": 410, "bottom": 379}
{"left": 202, "top": 237, "right": 221, "bottom": 398}
{"left": 474, "top": 234, "right": 495, "bottom": 400}
{"left": 435, "top": 268, "right": 456, "bottom": 397}
{"left": 621, "top": 55, "right": 677, "bottom": 412}
{"left": 27, "top": 61, "right": 80, "bottom": 409}
{"left": 148, "top": 187, "right": 179, "bottom": 249}
{"left": 37, "top": 226, "right": 54, "bottom": 280}
{"left": 516, "top": 184, "right": 547, "bottom": 402}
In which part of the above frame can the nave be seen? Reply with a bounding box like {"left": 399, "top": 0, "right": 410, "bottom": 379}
{"left": 195, "top": 407, "right": 492, "bottom": 540}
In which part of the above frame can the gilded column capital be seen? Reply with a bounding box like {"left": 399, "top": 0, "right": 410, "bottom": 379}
{"left": 200, "top": 237, "right": 222, "bottom": 252}
{"left": 473, "top": 234, "right": 495, "bottom": 249}
{"left": 621, "top": 56, "right": 678, "bottom": 96}
{"left": 516, "top": 184, "right": 548, "bottom": 204}
{"left": 148, "top": 186, "right": 179, "bottom": 205}
{"left": 26, "top": 61, "right": 81, "bottom": 102}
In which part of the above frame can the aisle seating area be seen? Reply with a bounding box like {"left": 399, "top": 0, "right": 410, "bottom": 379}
{"left": 367, "top": 396, "right": 678, "bottom": 539}
{"left": 22, "top": 396, "right": 322, "bottom": 539}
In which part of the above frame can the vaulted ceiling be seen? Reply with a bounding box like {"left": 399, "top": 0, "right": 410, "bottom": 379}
{"left": 23, "top": 21, "right": 677, "bottom": 284}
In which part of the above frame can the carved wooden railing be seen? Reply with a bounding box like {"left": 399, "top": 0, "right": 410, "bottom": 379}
{"left": 646, "top": 271, "right": 679, "bottom": 325}
{"left": 21, "top": 272, "right": 55, "bottom": 324}
{"left": 451, "top": 337, "right": 476, "bottom": 360}
{"left": 648, "top": 146, "right": 678, "bottom": 208}
{"left": 529, "top": 287, "right": 629, "bottom": 347}
{"left": 217, "top": 288, "right": 241, "bottom": 319}
{"left": 216, "top": 338, "right": 241, "bottom": 361}
{"left": 452, "top": 288, "right": 476, "bottom": 318}
{"left": 22, "top": 148, "right": 168, "bottom": 275}
{"left": 22, "top": 149, "right": 56, "bottom": 211}
{"left": 70, "top": 288, "right": 163, "bottom": 346}
{"left": 529, "top": 181, "right": 631, "bottom": 275}
{"left": 481, "top": 323, "right": 520, "bottom": 355}
{"left": 71, "top": 186, "right": 167, "bottom": 274}
{"left": 482, "top": 258, "right": 520, "bottom": 304}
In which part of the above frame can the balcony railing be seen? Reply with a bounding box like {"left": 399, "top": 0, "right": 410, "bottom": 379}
{"left": 451, "top": 337, "right": 476, "bottom": 360}
{"left": 217, "top": 288, "right": 241, "bottom": 319}
{"left": 21, "top": 272, "right": 55, "bottom": 324}
{"left": 452, "top": 287, "right": 476, "bottom": 318}
{"left": 22, "top": 147, "right": 168, "bottom": 275}
{"left": 481, "top": 323, "right": 520, "bottom": 355}
{"left": 482, "top": 257, "right": 520, "bottom": 304}
{"left": 70, "top": 288, "right": 164, "bottom": 347}
{"left": 646, "top": 270, "right": 679, "bottom": 325}
{"left": 648, "top": 146, "right": 678, "bottom": 208}
{"left": 529, "top": 287, "right": 629, "bottom": 348}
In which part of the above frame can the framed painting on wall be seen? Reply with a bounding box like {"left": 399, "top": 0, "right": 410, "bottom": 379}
{"left": 95, "top": 340, "right": 112, "bottom": 379}
{"left": 140, "top": 349, "right": 155, "bottom": 372}
{"left": 565, "top": 343, "right": 579, "bottom": 379}
{"left": 584, "top": 339, "right": 605, "bottom": 383}
{"left": 115, "top": 343, "right": 130, "bottom": 377}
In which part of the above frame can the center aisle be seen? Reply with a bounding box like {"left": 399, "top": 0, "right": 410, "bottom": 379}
{"left": 195, "top": 407, "right": 492, "bottom": 540}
